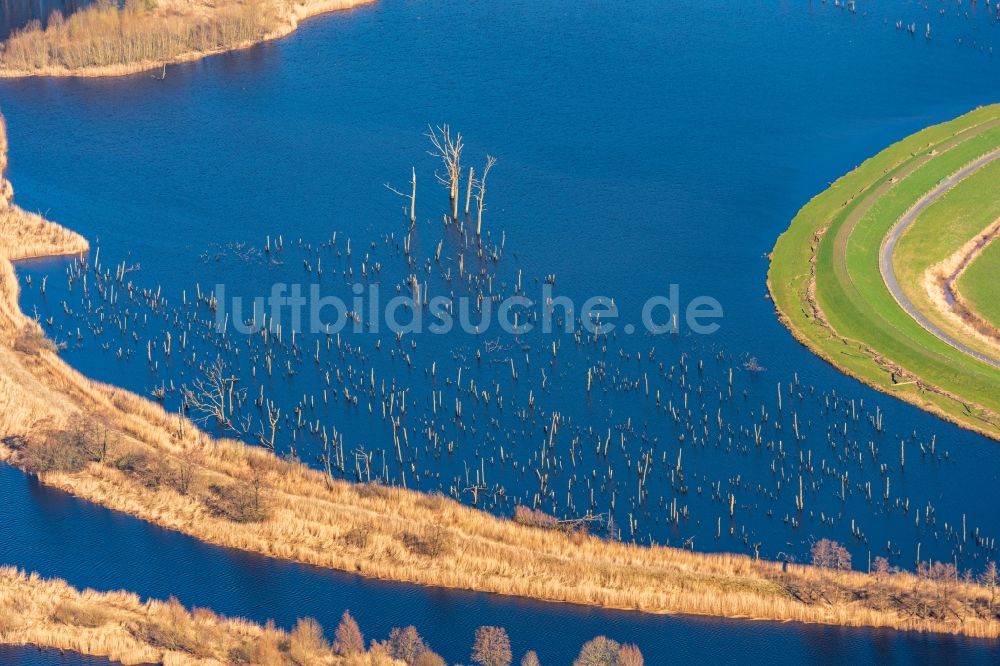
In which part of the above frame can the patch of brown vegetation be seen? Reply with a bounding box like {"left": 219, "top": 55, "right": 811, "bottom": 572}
{"left": 922, "top": 218, "right": 1000, "bottom": 355}
{"left": 0, "top": 0, "right": 375, "bottom": 78}
{"left": 0, "top": 567, "right": 402, "bottom": 664}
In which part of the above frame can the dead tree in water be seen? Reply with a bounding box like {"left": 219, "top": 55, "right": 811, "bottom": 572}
{"left": 409, "top": 167, "right": 416, "bottom": 226}
{"left": 182, "top": 357, "right": 241, "bottom": 431}
{"left": 465, "top": 165, "right": 474, "bottom": 216}
{"left": 474, "top": 155, "right": 497, "bottom": 237}
{"left": 384, "top": 167, "right": 417, "bottom": 227}
{"left": 427, "top": 124, "right": 463, "bottom": 219}
{"left": 258, "top": 399, "right": 280, "bottom": 452}
{"left": 320, "top": 429, "right": 335, "bottom": 489}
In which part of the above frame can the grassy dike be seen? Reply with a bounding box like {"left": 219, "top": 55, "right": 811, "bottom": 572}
{"left": 0, "top": 113, "right": 999, "bottom": 641}
{"left": 0, "top": 0, "right": 374, "bottom": 78}
{"left": 768, "top": 104, "right": 1000, "bottom": 441}
{"left": 890, "top": 157, "right": 1000, "bottom": 360}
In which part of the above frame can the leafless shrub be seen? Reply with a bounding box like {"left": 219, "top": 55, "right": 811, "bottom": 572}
{"left": 513, "top": 506, "right": 560, "bottom": 530}
{"left": 168, "top": 458, "right": 196, "bottom": 495}
{"left": 16, "top": 431, "right": 88, "bottom": 474}
{"left": 472, "top": 625, "right": 512, "bottom": 666}
{"left": 414, "top": 651, "right": 447, "bottom": 666}
{"left": 356, "top": 482, "right": 392, "bottom": 499}
{"left": 401, "top": 525, "right": 451, "bottom": 558}
{"left": 342, "top": 527, "right": 369, "bottom": 550}
{"left": 980, "top": 561, "right": 999, "bottom": 612}
{"left": 386, "top": 625, "right": 429, "bottom": 665}
{"left": 51, "top": 600, "right": 108, "bottom": 628}
{"left": 618, "top": 644, "right": 644, "bottom": 666}
{"left": 13, "top": 324, "right": 57, "bottom": 356}
{"left": 414, "top": 491, "right": 448, "bottom": 512}
{"left": 204, "top": 479, "right": 269, "bottom": 523}
{"left": 871, "top": 556, "right": 895, "bottom": 608}
{"left": 289, "top": 617, "right": 329, "bottom": 666}
{"left": 333, "top": 610, "right": 364, "bottom": 656}
{"left": 810, "top": 539, "right": 852, "bottom": 570}
{"left": 8, "top": 414, "right": 115, "bottom": 475}
{"left": 573, "top": 636, "right": 622, "bottom": 666}
{"left": 134, "top": 597, "right": 199, "bottom": 654}
{"left": 113, "top": 449, "right": 166, "bottom": 489}
{"left": 241, "top": 632, "right": 283, "bottom": 665}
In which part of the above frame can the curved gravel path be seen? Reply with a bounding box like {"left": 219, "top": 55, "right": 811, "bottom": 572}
{"left": 880, "top": 148, "right": 1000, "bottom": 371}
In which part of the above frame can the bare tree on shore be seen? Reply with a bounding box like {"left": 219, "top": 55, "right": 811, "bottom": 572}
{"left": 472, "top": 625, "right": 512, "bottom": 666}
{"left": 333, "top": 610, "right": 364, "bottom": 656}
{"left": 810, "top": 538, "right": 852, "bottom": 571}
{"left": 258, "top": 399, "right": 280, "bottom": 452}
{"left": 981, "top": 561, "right": 999, "bottom": 613}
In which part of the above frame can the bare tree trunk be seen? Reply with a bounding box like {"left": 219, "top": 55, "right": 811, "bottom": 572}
{"left": 465, "top": 166, "right": 474, "bottom": 216}
{"left": 410, "top": 167, "right": 416, "bottom": 226}
{"left": 322, "top": 430, "right": 334, "bottom": 489}
{"left": 383, "top": 167, "right": 418, "bottom": 226}
{"left": 427, "top": 124, "right": 463, "bottom": 220}
{"left": 474, "top": 155, "right": 497, "bottom": 238}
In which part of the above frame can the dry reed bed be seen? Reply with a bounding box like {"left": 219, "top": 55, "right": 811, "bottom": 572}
{"left": 0, "top": 567, "right": 401, "bottom": 665}
{"left": 0, "top": 0, "right": 374, "bottom": 78}
{"left": 0, "top": 114, "right": 998, "bottom": 641}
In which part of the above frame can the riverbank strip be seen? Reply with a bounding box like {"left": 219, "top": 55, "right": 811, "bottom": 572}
{"left": 0, "top": 566, "right": 403, "bottom": 665}
{"left": 0, "top": 0, "right": 374, "bottom": 79}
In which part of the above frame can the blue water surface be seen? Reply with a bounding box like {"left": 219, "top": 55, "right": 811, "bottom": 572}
{"left": 1, "top": 0, "right": 1000, "bottom": 662}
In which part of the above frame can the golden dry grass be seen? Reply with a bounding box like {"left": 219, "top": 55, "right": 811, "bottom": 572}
{"left": 0, "top": 113, "right": 999, "bottom": 640}
{"left": 0, "top": 567, "right": 402, "bottom": 665}
{"left": 0, "top": 0, "right": 374, "bottom": 78}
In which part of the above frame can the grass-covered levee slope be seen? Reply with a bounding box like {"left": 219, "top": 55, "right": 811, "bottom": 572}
{"left": 768, "top": 104, "right": 1000, "bottom": 441}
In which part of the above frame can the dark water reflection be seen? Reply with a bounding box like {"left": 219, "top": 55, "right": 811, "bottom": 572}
{"left": 0, "top": 0, "right": 89, "bottom": 39}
